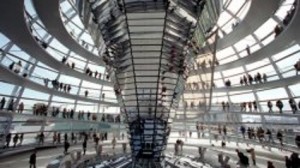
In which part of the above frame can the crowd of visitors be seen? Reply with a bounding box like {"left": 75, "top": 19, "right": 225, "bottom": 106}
{"left": 193, "top": 58, "right": 220, "bottom": 70}
{"left": 239, "top": 126, "right": 288, "bottom": 145}
{"left": 0, "top": 98, "right": 121, "bottom": 123}
{"left": 44, "top": 78, "right": 104, "bottom": 99}
{"left": 198, "top": 123, "right": 300, "bottom": 167}
{"left": 224, "top": 72, "right": 268, "bottom": 88}
{"left": 3, "top": 130, "right": 114, "bottom": 150}
{"left": 241, "top": 126, "right": 300, "bottom": 149}
{"left": 239, "top": 73, "right": 268, "bottom": 86}
{"left": 240, "top": 101, "right": 258, "bottom": 112}
{"left": 46, "top": 78, "right": 72, "bottom": 93}
{"left": 266, "top": 98, "right": 299, "bottom": 114}
{"left": 182, "top": 98, "right": 300, "bottom": 114}
{"left": 0, "top": 97, "right": 16, "bottom": 111}
{"left": 185, "top": 81, "right": 213, "bottom": 90}
{"left": 8, "top": 61, "right": 22, "bottom": 74}
{"left": 33, "top": 35, "right": 48, "bottom": 49}
{"left": 285, "top": 152, "right": 300, "bottom": 168}
{"left": 186, "top": 72, "right": 269, "bottom": 91}
{"left": 33, "top": 104, "right": 120, "bottom": 122}
{"left": 5, "top": 58, "right": 95, "bottom": 100}
{"left": 81, "top": 40, "right": 90, "bottom": 50}
{"left": 7, "top": 60, "right": 28, "bottom": 78}
{"left": 61, "top": 56, "right": 76, "bottom": 70}
{"left": 235, "top": 149, "right": 250, "bottom": 167}
{"left": 5, "top": 56, "right": 108, "bottom": 99}
{"left": 3, "top": 133, "right": 24, "bottom": 148}
{"left": 187, "top": 62, "right": 299, "bottom": 90}
{"left": 221, "top": 101, "right": 230, "bottom": 112}
{"left": 85, "top": 66, "right": 104, "bottom": 80}
{"left": 283, "top": 2, "right": 296, "bottom": 26}
{"left": 182, "top": 100, "right": 206, "bottom": 109}
{"left": 275, "top": 2, "right": 296, "bottom": 38}
{"left": 195, "top": 122, "right": 300, "bottom": 149}
{"left": 237, "top": 98, "right": 300, "bottom": 114}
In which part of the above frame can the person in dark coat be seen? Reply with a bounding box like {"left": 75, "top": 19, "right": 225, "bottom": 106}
{"left": 276, "top": 100, "right": 284, "bottom": 113}
{"left": 5, "top": 133, "right": 11, "bottom": 148}
{"left": 295, "top": 135, "right": 300, "bottom": 148}
{"left": 290, "top": 153, "right": 300, "bottom": 168}
{"left": 285, "top": 156, "right": 291, "bottom": 168}
{"left": 82, "top": 140, "right": 87, "bottom": 155}
{"left": 7, "top": 99, "right": 14, "bottom": 111}
{"left": 13, "top": 134, "right": 19, "bottom": 147}
{"left": 29, "top": 151, "right": 37, "bottom": 168}
{"left": 267, "top": 161, "right": 275, "bottom": 168}
{"left": 64, "top": 141, "right": 70, "bottom": 155}
{"left": 0, "top": 97, "right": 6, "bottom": 110}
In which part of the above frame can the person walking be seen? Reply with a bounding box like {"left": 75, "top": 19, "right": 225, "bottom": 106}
{"left": 266, "top": 129, "right": 273, "bottom": 143}
{"left": 285, "top": 156, "right": 292, "bottom": 168}
{"left": 5, "top": 133, "right": 12, "bottom": 148}
{"left": 122, "top": 143, "right": 127, "bottom": 153}
{"left": 13, "top": 134, "right": 19, "bottom": 148}
{"left": 267, "top": 161, "right": 275, "bottom": 168}
{"left": 39, "top": 132, "right": 44, "bottom": 145}
{"left": 295, "top": 135, "right": 300, "bottom": 148}
{"left": 29, "top": 151, "right": 37, "bottom": 168}
{"left": 276, "top": 100, "right": 284, "bottom": 113}
{"left": 0, "top": 97, "right": 6, "bottom": 110}
{"left": 71, "top": 132, "right": 76, "bottom": 144}
{"left": 53, "top": 132, "right": 57, "bottom": 144}
{"left": 112, "top": 137, "right": 117, "bottom": 150}
{"left": 19, "top": 133, "right": 24, "bottom": 145}
{"left": 7, "top": 99, "right": 14, "bottom": 111}
{"left": 289, "top": 98, "right": 297, "bottom": 114}
{"left": 241, "top": 126, "right": 246, "bottom": 139}
{"left": 64, "top": 141, "right": 70, "bottom": 155}
{"left": 95, "top": 136, "right": 100, "bottom": 147}
{"left": 174, "top": 143, "right": 179, "bottom": 155}
{"left": 226, "top": 102, "right": 230, "bottom": 112}
{"left": 236, "top": 149, "right": 249, "bottom": 167}
{"left": 246, "top": 148, "right": 256, "bottom": 166}
{"left": 294, "top": 59, "right": 300, "bottom": 75}
{"left": 84, "top": 90, "right": 89, "bottom": 97}
{"left": 221, "top": 101, "right": 225, "bottom": 111}
{"left": 18, "top": 102, "right": 24, "bottom": 113}
{"left": 57, "top": 133, "right": 61, "bottom": 144}
{"left": 248, "top": 102, "right": 252, "bottom": 112}
{"left": 82, "top": 139, "right": 87, "bottom": 155}
{"left": 64, "top": 133, "right": 68, "bottom": 142}
{"left": 277, "top": 130, "right": 284, "bottom": 146}
{"left": 253, "top": 101, "right": 258, "bottom": 112}
{"left": 268, "top": 101, "right": 273, "bottom": 113}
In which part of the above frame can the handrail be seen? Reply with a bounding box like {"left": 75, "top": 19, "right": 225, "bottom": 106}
{"left": 185, "top": 67, "right": 296, "bottom": 92}
{"left": 0, "top": 62, "right": 117, "bottom": 103}
{"left": 191, "top": 0, "right": 297, "bottom": 73}
{"left": 25, "top": 10, "right": 100, "bottom": 66}
{"left": 0, "top": 110, "right": 122, "bottom": 124}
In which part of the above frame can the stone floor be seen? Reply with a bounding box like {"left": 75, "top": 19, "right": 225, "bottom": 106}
{"left": 0, "top": 138, "right": 292, "bottom": 168}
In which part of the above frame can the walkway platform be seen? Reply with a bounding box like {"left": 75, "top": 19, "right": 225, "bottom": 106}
{"left": 0, "top": 0, "right": 111, "bottom": 86}
{"left": 32, "top": 0, "right": 106, "bottom": 66}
